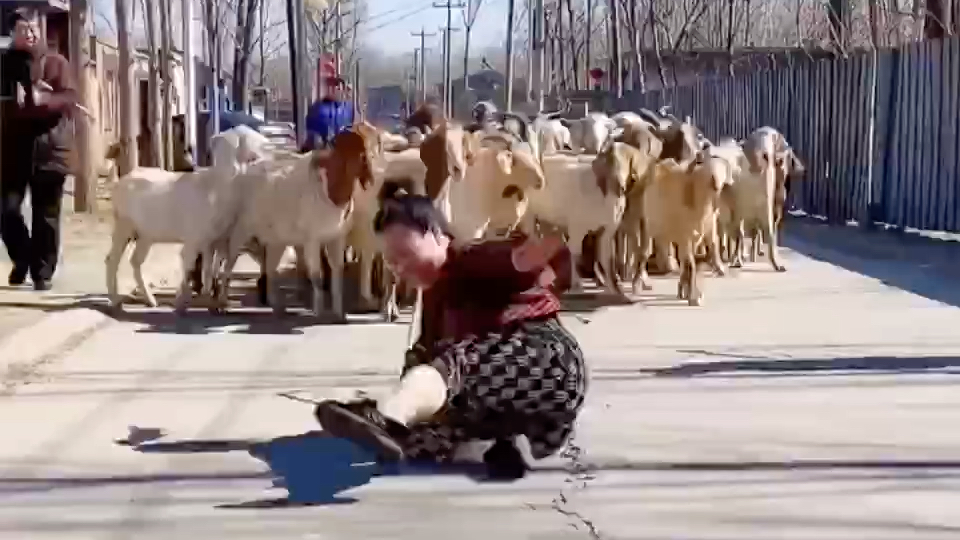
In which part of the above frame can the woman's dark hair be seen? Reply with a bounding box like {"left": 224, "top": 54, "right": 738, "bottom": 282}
{"left": 373, "top": 189, "right": 453, "bottom": 238}
{"left": 7, "top": 8, "right": 35, "bottom": 29}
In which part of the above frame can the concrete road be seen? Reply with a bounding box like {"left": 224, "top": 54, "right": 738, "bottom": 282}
{"left": 2, "top": 221, "right": 960, "bottom": 539}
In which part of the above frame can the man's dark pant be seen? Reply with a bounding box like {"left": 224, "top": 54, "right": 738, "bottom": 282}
{"left": 1, "top": 168, "right": 66, "bottom": 282}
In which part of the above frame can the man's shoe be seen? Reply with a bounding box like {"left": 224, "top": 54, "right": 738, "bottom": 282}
{"left": 314, "top": 398, "right": 408, "bottom": 461}
{"left": 8, "top": 266, "right": 27, "bottom": 286}
{"left": 32, "top": 279, "right": 52, "bottom": 291}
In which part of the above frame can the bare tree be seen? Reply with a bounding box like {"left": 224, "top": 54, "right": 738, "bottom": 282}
{"left": 141, "top": 0, "right": 162, "bottom": 167}
{"left": 160, "top": 0, "right": 173, "bottom": 169}
{"left": 461, "top": 0, "right": 485, "bottom": 92}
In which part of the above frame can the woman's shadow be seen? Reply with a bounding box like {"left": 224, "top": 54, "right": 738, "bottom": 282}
{"left": 129, "top": 430, "right": 493, "bottom": 508}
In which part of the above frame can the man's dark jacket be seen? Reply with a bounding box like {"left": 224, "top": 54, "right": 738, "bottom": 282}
{"left": 0, "top": 46, "right": 76, "bottom": 176}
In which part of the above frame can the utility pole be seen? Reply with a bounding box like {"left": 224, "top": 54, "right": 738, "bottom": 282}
{"left": 353, "top": 58, "right": 362, "bottom": 120}
{"left": 70, "top": 0, "right": 93, "bottom": 210}
{"left": 411, "top": 28, "right": 435, "bottom": 103}
{"left": 434, "top": 0, "right": 465, "bottom": 117}
{"left": 504, "top": 0, "right": 516, "bottom": 110}
{"left": 411, "top": 49, "right": 420, "bottom": 110}
{"left": 115, "top": 0, "right": 137, "bottom": 175}
{"left": 182, "top": 0, "right": 196, "bottom": 162}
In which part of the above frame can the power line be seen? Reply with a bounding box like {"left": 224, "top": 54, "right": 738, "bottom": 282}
{"left": 365, "top": 3, "right": 437, "bottom": 33}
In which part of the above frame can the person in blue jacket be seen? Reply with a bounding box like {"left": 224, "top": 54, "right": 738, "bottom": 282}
{"left": 305, "top": 96, "right": 338, "bottom": 150}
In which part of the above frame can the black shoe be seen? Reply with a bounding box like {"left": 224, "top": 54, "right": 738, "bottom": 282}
{"left": 8, "top": 266, "right": 28, "bottom": 286}
{"left": 32, "top": 278, "right": 52, "bottom": 291}
{"left": 483, "top": 438, "right": 529, "bottom": 480}
{"left": 314, "top": 398, "right": 408, "bottom": 461}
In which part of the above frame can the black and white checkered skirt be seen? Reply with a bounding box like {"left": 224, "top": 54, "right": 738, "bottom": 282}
{"left": 403, "top": 316, "right": 588, "bottom": 462}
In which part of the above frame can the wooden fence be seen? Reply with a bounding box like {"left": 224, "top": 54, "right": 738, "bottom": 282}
{"left": 619, "top": 36, "right": 960, "bottom": 233}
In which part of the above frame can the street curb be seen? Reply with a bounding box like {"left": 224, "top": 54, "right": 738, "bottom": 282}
{"left": 0, "top": 307, "right": 114, "bottom": 394}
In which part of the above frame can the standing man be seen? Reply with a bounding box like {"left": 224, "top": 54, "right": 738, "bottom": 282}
{"left": 0, "top": 8, "right": 77, "bottom": 290}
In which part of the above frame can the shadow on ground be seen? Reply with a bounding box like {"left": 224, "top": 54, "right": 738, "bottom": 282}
{"left": 782, "top": 215, "right": 960, "bottom": 308}
{"left": 129, "top": 431, "right": 502, "bottom": 508}
{"left": 643, "top": 354, "right": 960, "bottom": 378}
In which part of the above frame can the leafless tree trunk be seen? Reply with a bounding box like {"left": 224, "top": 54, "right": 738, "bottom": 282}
{"left": 609, "top": 0, "right": 622, "bottom": 97}
{"left": 566, "top": 0, "right": 578, "bottom": 90}
{"left": 624, "top": 0, "right": 644, "bottom": 92}
{"left": 924, "top": 0, "right": 953, "bottom": 38}
{"left": 259, "top": 0, "right": 266, "bottom": 84}
{"left": 867, "top": 0, "right": 883, "bottom": 47}
{"left": 647, "top": 0, "right": 666, "bottom": 89}
{"left": 556, "top": 2, "right": 566, "bottom": 91}
{"left": 828, "top": 0, "right": 848, "bottom": 52}
{"left": 233, "top": 0, "right": 259, "bottom": 111}
{"left": 116, "top": 0, "right": 138, "bottom": 173}
{"left": 160, "top": 0, "right": 173, "bottom": 169}
{"left": 461, "top": 0, "right": 485, "bottom": 93}
{"left": 144, "top": 0, "right": 162, "bottom": 167}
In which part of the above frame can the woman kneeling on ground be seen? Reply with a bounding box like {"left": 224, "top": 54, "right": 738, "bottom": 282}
{"left": 314, "top": 192, "right": 588, "bottom": 479}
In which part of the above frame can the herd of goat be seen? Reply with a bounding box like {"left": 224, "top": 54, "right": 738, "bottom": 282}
{"left": 104, "top": 100, "right": 806, "bottom": 323}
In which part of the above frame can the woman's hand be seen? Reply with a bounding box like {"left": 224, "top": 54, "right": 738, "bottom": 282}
{"left": 511, "top": 233, "right": 566, "bottom": 272}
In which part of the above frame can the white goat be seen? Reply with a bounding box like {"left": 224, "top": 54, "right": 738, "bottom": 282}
{"left": 215, "top": 129, "right": 378, "bottom": 321}
{"left": 564, "top": 112, "right": 617, "bottom": 154}
{"left": 210, "top": 124, "right": 272, "bottom": 173}
{"left": 105, "top": 164, "right": 241, "bottom": 312}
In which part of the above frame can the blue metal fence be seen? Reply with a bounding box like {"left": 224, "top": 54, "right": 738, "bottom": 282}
{"left": 618, "top": 37, "right": 960, "bottom": 233}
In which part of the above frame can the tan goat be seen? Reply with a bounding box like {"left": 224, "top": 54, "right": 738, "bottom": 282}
{"left": 730, "top": 127, "right": 804, "bottom": 271}
{"left": 634, "top": 153, "right": 735, "bottom": 306}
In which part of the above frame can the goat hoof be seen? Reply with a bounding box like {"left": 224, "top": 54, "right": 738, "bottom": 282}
{"left": 688, "top": 295, "right": 704, "bottom": 307}
{"left": 774, "top": 264, "right": 787, "bottom": 273}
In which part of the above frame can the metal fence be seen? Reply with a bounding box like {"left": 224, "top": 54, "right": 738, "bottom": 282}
{"left": 618, "top": 37, "right": 960, "bottom": 233}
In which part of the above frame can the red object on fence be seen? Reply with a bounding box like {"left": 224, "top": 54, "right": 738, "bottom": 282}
{"left": 316, "top": 54, "right": 340, "bottom": 99}
{"left": 589, "top": 68, "right": 604, "bottom": 81}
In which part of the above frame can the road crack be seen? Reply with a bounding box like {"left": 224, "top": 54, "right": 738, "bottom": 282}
{"left": 550, "top": 433, "right": 602, "bottom": 538}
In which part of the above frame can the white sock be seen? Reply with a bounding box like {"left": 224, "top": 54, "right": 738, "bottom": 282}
{"left": 378, "top": 365, "right": 448, "bottom": 425}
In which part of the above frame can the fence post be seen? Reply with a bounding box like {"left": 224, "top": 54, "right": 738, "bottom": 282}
{"left": 863, "top": 47, "right": 879, "bottom": 230}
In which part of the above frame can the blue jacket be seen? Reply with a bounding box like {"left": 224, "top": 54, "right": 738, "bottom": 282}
{"left": 307, "top": 99, "right": 353, "bottom": 144}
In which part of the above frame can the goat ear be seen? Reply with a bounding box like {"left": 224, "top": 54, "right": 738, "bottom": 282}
{"left": 559, "top": 118, "right": 571, "bottom": 128}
